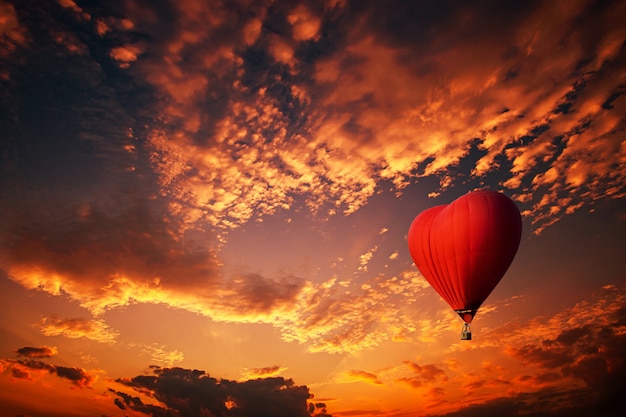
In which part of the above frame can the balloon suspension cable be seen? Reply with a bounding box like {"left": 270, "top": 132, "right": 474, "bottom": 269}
{"left": 455, "top": 309, "right": 477, "bottom": 341}
{"left": 454, "top": 308, "right": 478, "bottom": 323}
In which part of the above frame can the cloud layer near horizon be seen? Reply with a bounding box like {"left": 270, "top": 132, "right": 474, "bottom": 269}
{"left": 112, "top": 367, "right": 326, "bottom": 417}
{"left": 0, "top": 284, "right": 624, "bottom": 416}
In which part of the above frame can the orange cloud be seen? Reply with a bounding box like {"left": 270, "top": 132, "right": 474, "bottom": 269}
{"left": 131, "top": 343, "right": 184, "bottom": 368}
{"left": 57, "top": 0, "right": 86, "bottom": 17}
{"left": 0, "top": 1, "right": 28, "bottom": 79}
{"left": 39, "top": 317, "right": 119, "bottom": 344}
{"left": 357, "top": 245, "right": 378, "bottom": 273}
{"left": 275, "top": 270, "right": 434, "bottom": 353}
{"left": 110, "top": 44, "right": 143, "bottom": 67}
{"left": 1, "top": 358, "right": 94, "bottom": 388}
{"left": 95, "top": 16, "right": 134, "bottom": 36}
{"left": 398, "top": 361, "right": 448, "bottom": 389}
{"left": 269, "top": 35, "right": 295, "bottom": 65}
{"left": 105, "top": 0, "right": 623, "bottom": 242}
{"left": 288, "top": 5, "right": 321, "bottom": 41}
{"left": 243, "top": 17, "right": 262, "bottom": 46}
{"left": 307, "top": 1, "right": 624, "bottom": 232}
{"left": 481, "top": 285, "right": 626, "bottom": 348}
{"left": 3, "top": 0, "right": 623, "bottom": 247}
{"left": 363, "top": 284, "right": 626, "bottom": 416}
{"left": 346, "top": 370, "right": 382, "bottom": 385}
{"left": 241, "top": 365, "right": 287, "bottom": 380}
{"left": 1, "top": 185, "right": 438, "bottom": 354}
{"left": 438, "top": 284, "right": 626, "bottom": 406}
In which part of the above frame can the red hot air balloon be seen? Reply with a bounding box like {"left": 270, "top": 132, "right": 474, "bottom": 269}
{"left": 407, "top": 190, "right": 522, "bottom": 340}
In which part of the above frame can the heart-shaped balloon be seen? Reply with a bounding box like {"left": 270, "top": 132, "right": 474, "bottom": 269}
{"left": 408, "top": 190, "right": 522, "bottom": 324}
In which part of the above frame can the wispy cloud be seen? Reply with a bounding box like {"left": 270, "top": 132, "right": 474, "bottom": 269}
{"left": 275, "top": 270, "right": 433, "bottom": 353}
{"left": 397, "top": 361, "right": 448, "bottom": 389}
{"left": 39, "top": 317, "right": 119, "bottom": 344}
{"left": 357, "top": 245, "right": 378, "bottom": 273}
{"left": 241, "top": 365, "right": 287, "bottom": 380}
{"left": 346, "top": 370, "right": 383, "bottom": 385}
{"left": 133, "top": 343, "right": 184, "bottom": 368}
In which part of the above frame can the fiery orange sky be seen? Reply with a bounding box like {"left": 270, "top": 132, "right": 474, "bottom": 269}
{"left": 0, "top": 0, "right": 625, "bottom": 416}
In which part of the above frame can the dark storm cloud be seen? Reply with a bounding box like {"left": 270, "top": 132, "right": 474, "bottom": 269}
{"left": 15, "top": 346, "right": 57, "bottom": 358}
{"left": 514, "top": 371, "right": 562, "bottom": 385}
{"left": 462, "top": 377, "right": 511, "bottom": 395}
{"left": 114, "top": 366, "right": 322, "bottom": 417}
{"left": 112, "top": 389, "right": 172, "bottom": 417}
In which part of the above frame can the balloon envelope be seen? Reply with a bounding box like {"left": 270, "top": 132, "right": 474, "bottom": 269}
{"left": 407, "top": 190, "right": 522, "bottom": 323}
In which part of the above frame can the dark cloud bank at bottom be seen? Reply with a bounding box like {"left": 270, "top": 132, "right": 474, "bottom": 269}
{"left": 112, "top": 366, "right": 331, "bottom": 417}
{"left": 435, "top": 303, "right": 626, "bottom": 417}
{"left": 111, "top": 304, "right": 626, "bottom": 417}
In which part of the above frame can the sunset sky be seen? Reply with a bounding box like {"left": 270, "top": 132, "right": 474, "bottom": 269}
{"left": 1, "top": 0, "right": 625, "bottom": 416}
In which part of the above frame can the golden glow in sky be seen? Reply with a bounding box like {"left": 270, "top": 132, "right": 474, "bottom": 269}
{"left": 0, "top": 0, "right": 625, "bottom": 416}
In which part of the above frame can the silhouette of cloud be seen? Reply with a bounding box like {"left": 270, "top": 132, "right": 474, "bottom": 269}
{"left": 114, "top": 366, "right": 324, "bottom": 417}
{"left": 1, "top": 358, "right": 94, "bottom": 388}
{"left": 15, "top": 346, "right": 57, "bottom": 358}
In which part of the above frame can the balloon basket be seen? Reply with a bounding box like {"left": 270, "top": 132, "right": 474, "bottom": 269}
{"left": 461, "top": 323, "right": 472, "bottom": 340}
